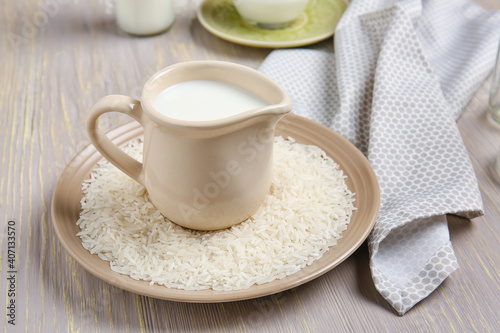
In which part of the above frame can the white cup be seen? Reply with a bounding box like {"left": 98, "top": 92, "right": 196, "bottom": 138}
{"left": 233, "top": 0, "right": 309, "bottom": 28}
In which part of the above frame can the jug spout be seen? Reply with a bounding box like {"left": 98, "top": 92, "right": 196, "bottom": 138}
{"left": 216, "top": 94, "right": 292, "bottom": 139}
{"left": 234, "top": 70, "right": 293, "bottom": 127}
{"left": 195, "top": 69, "right": 293, "bottom": 139}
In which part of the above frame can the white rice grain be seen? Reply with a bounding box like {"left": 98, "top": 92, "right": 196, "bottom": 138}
{"left": 77, "top": 136, "right": 355, "bottom": 291}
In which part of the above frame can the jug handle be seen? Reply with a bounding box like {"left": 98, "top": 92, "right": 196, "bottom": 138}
{"left": 86, "top": 95, "right": 146, "bottom": 186}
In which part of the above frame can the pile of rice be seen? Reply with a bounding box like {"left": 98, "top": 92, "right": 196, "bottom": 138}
{"left": 77, "top": 137, "right": 355, "bottom": 291}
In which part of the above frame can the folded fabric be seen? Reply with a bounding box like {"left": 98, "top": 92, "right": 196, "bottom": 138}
{"left": 259, "top": 0, "right": 499, "bottom": 315}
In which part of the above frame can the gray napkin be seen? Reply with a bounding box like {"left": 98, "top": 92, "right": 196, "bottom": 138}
{"left": 259, "top": 0, "right": 499, "bottom": 315}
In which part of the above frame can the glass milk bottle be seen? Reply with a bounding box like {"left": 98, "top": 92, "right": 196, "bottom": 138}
{"left": 116, "top": 0, "right": 175, "bottom": 36}
{"left": 489, "top": 41, "right": 500, "bottom": 124}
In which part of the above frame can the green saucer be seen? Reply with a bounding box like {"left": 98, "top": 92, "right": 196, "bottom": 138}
{"left": 197, "top": 0, "right": 347, "bottom": 48}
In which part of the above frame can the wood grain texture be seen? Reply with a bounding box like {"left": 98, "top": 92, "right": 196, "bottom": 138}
{"left": 1, "top": 0, "right": 499, "bottom": 332}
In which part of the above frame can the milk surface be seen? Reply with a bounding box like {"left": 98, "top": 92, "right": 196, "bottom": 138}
{"left": 154, "top": 80, "right": 267, "bottom": 121}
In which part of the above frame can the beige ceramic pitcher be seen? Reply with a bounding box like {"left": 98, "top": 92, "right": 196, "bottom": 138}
{"left": 87, "top": 61, "right": 292, "bottom": 230}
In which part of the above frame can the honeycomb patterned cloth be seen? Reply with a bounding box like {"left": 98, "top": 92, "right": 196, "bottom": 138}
{"left": 259, "top": 0, "right": 500, "bottom": 315}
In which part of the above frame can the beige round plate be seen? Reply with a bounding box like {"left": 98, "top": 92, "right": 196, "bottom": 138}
{"left": 51, "top": 114, "right": 380, "bottom": 302}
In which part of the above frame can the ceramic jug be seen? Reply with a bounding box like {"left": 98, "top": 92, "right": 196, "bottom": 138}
{"left": 87, "top": 61, "right": 292, "bottom": 230}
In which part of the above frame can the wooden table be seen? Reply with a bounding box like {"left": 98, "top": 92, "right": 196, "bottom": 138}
{"left": 1, "top": 1, "right": 499, "bottom": 332}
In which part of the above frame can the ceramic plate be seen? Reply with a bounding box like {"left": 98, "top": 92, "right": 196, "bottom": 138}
{"left": 51, "top": 114, "right": 379, "bottom": 302}
{"left": 196, "top": 0, "right": 347, "bottom": 48}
